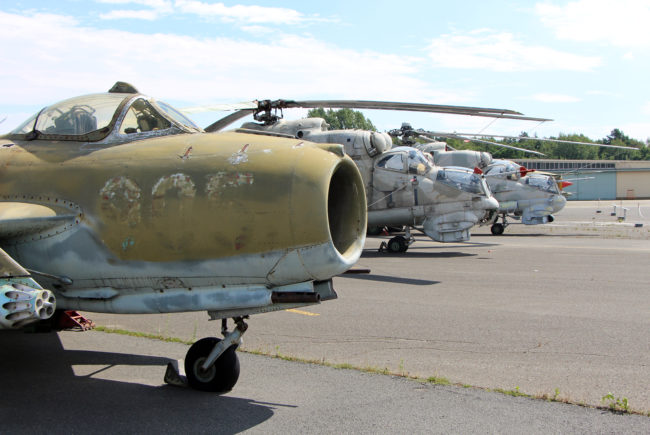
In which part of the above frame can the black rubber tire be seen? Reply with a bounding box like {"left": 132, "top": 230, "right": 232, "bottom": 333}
{"left": 491, "top": 223, "right": 505, "bottom": 236}
{"left": 387, "top": 236, "right": 407, "bottom": 253}
{"left": 185, "top": 337, "right": 240, "bottom": 393}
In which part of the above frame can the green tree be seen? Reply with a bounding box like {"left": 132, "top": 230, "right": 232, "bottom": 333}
{"left": 599, "top": 129, "right": 645, "bottom": 160}
{"left": 307, "top": 108, "right": 376, "bottom": 131}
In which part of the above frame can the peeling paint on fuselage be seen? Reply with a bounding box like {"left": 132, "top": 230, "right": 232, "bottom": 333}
{"left": 100, "top": 176, "right": 142, "bottom": 226}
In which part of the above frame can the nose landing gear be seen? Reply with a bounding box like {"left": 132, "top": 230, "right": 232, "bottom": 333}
{"left": 490, "top": 214, "right": 509, "bottom": 235}
{"left": 166, "top": 316, "right": 247, "bottom": 393}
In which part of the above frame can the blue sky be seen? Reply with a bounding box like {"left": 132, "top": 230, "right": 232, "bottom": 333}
{"left": 1, "top": 0, "right": 649, "bottom": 142}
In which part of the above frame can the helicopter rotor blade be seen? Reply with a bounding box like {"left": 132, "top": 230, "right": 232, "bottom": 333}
{"left": 204, "top": 109, "right": 256, "bottom": 133}
{"left": 185, "top": 99, "right": 553, "bottom": 132}
{"left": 425, "top": 132, "right": 638, "bottom": 151}
{"left": 290, "top": 100, "right": 552, "bottom": 121}
{"left": 181, "top": 101, "right": 260, "bottom": 114}
{"left": 449, "top": 135, "right": 546, "bottom": 156}
{"left": 407, "top": 129, "right": 545, "bottom": 156}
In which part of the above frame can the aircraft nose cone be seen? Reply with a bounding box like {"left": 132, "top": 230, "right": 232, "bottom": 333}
{"left": 486, "top": 196, "right": 499, "bottom": 211}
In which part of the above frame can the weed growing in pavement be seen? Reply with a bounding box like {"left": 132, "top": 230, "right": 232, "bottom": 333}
{"left": 601, "top": 392, "right": 630, "bottom": 413}
{"left": 426, "top": 376, "right": 451, "bottom": 386}
{"left": 492, "top": 386, "right": 528, "bottom": 398}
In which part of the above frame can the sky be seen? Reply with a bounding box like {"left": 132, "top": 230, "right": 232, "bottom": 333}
{"left": 1, "top": 0, "right": 649, "bottom": 142}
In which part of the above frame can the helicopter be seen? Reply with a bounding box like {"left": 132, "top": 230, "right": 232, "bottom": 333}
{"left": 391, "top": 123, "right": 636, "bottom": 234}
{"left": 0, "top": 82, "right": 368, "bottom": 392}
{"left": 183, "top": 99, "right": 554, "bottom": 252}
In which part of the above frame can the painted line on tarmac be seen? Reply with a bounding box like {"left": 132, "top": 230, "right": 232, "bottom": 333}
{"left": 286, "top": 309, "right": 320, "bottom": 317}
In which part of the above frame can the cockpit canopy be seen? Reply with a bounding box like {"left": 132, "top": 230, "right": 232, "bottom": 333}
{"left": 525, "top": 174, "right": 560, "bottom": 194}
{"left": 436, "top": 167, "right": 489, "bottom": 195}
{"left": 9, "top": 82, "right": 201, "bottom": 143}
{"left": 375, "top": 147, "right": 433, "bottom": 175}
{"left": 484, "top": 159, "right": 523, "bottom": 179}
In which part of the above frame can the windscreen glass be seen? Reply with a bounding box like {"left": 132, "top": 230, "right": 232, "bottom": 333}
{"left": 526, "top": 174, "right": 559, "bottom": 193}
{"left": 437, "top": 168, "right": 486, "bottom": 195}
{"left": 12, "top": 93, "right": 126, "bottom": 136}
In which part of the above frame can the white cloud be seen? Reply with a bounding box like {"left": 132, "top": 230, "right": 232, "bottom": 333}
{"left": 427, "top": 30, "right": 601, "bottom": 72}
{"left": 98, "top": 0, "right": 171, "bottom": 5}
{"left": 174, "top": 1, "right": 307, "bottom": 25}
{"left": 100, "top": 9, "right": 161, "bottom": 20}
{"left": 240, "top": 25, "right": 274, "bottom": 35}
{"left": 95, "top": 1, "right": 337, "bottom": 25}
{"left": 536, "top": 0, "right": 650, "bottom": 47}
{"left": 0, "top": 11, "right": 464, "bottom": 131}
{"left": 531, "top": 93, "right": 581, "bottom": 103}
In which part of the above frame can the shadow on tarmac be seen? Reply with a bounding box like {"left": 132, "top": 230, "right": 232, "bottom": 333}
{"left": 340, "top": 273, "right": 440, "bottom": 286}
{"left": 0, "top": 330, "right": 275, "bottom": 433}
{"left": 471, "top": 232, "right": 601, "bottom": 238}
{"left": 361, "top": 250, "right": 476, "bottom": 259}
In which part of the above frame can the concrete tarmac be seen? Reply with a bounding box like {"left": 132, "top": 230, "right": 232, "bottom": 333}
{"left": 1, "top": 330, "right": 648, "bottom": 433}
{"left": 4, "top": 200, "right": 647, "bottom": 430}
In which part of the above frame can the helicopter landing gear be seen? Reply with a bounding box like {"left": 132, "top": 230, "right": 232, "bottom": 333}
{"left": 177, "top": 316, "right": 247, "bottom": 393}
{"left": 490, "top": 223, "right": 504, "bottom": 235}
{"left": 388, "top": 235, "right": 408, "bottom": 252}
{"left": 490, "top": 214, "right": 509, "bottom": 235}
{"left": 379, "top": 227, "right": 415, "bottom": 253}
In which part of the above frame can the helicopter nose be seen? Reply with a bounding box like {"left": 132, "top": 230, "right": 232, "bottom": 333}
{"left": 551, "top": 194, "right": 567, "bottom": 213}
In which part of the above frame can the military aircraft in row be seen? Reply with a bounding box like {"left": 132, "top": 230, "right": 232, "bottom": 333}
{"left": 0, "top": 82, "right": 368, "bottom": 392}
{"left": 390, "top": 123, "right": 637, "bottom": 234}
{"left": 185, "top": 99, "right": 553, "bottom": 251}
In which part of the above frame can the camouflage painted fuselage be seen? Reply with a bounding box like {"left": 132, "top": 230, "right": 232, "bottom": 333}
{"left": 0, "top": 130, "right": 366, "bottom": 316}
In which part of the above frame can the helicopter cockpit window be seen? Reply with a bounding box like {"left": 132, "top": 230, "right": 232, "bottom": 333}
{"left": 12, "top": 93, "right": 125, "bottom": 136}
{"left": 406, "top": 149, "right": 432, "bottom": 175}
{"left": 376, "top": 153, "right": 405, "bottom": 172}
{"left": 525, "top": 174, "right": 559, "bottom": 193}
{"left": 436, "top": 168, "right": 486, "bottom": 195}
{"left": 120, "top": 98, "right": 171, "bottom": 134}
{"left": 485, "top": 161, "right": 521, "bottom": 179}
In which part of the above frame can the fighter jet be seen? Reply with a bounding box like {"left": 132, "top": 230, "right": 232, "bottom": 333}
{"left": 0, "top": 82, "right": 367, "bottom": 392}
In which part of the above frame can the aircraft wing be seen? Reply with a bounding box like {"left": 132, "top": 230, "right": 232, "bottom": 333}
{"left": 0, "top": 202, "right": 68, "bottom": 330}
{"left": 0, "top": 202, "right": 81, "bottom": 239}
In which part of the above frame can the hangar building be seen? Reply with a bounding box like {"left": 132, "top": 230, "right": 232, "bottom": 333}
{"left": 514, "top": 159, "right": 650, "bottom": 200}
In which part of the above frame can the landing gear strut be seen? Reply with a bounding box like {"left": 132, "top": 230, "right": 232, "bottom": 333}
{"left": 169, "top": 316, "right": 247, "bottom": 393}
